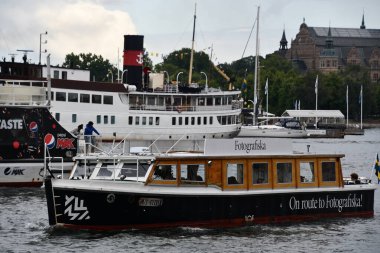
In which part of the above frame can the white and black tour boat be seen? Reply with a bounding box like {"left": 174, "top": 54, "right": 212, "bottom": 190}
{"left": 0, "top": 79, "right": 77, "bottom": 187}
{"left": 44, "top": 138, "right": 376, "bottom": 230}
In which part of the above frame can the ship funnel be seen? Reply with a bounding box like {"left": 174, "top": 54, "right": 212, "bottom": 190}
{"left": 123, "top": 35, "right": 144, "bottom": 90}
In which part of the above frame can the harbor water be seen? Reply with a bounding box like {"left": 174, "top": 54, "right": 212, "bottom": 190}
{"left": 1, "top": 129, "right": 379, "bottom": 253}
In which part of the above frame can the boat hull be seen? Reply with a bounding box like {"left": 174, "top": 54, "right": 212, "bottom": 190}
{"left": 0, "top": 160, "right": 74, "bottom": 187}
{"left": 238, "top": 126, "right": 308, "bottom": 138}
{"left": 45, "top": 179, "right": 375, "bottom": 230}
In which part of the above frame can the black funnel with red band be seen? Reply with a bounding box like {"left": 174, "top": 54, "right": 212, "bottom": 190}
{"left": 123, "top": 35, "right": 144, "bottom": 90}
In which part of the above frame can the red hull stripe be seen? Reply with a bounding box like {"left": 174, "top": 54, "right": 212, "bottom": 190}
{"left": 59, "top": 211, "right": 374, "bottom": 231}
{"left": 123, "top": 50, "right": 143, "bottom": 66}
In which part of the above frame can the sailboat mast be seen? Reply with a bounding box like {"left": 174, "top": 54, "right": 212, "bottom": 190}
{"left": 253, "top": 6, "right": 260, "bottom": 125}
{"left": 188, "top": 3, "right": 196, "bottom": 84}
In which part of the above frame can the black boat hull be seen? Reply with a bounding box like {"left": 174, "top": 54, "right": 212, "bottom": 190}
{"left": 45, "top": 179, "right": 375, "bottom": 230}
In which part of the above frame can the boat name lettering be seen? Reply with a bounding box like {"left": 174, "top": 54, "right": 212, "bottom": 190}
{"left": 4, "top": 167, "right": 25, "bottom": 176}
{"left": 234, "top": 140, "right": 266, "bottom": 153}
{"left": 138, "top": 198, "right": 163, "bottom": 207}
{"left": 289, "top": 194, "right": 363, "bottom": 213}
{"left": 56, "top": 138, "right": 75, "bottom": 149}
{"left": 0, "top": 119, "right": 23, "bottom": 130}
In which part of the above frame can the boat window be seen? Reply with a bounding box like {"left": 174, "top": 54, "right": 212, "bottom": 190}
{"left": 68, "top": 93, "right": 78, "bottom": 102}
{"left": 185, "top": 117, "right": 189, "bottom": 125}
{"left": 70, "top": 162, "right": 96, "bottom": 179}
{"left": 210, "top": 116, "right": 213, "bottom": 125}
{"left": 217, "top": 116, "right": 227, "bottom": 125}
{"left": 206, "top": 97, "right": 213, "bottom": 106}
{"left": 197, "top": 117, "right": 201, "bottom": 125}
{"left": 155, "top": 117, "right": 160, "bottom": 125}
{"left": 97, "top": 115, "right": 101, "bottom": 124}
{"left": 119, "top": 162, "right": 149, "bottom": 178}
{"left": 191, "top": 117, "right": 195, "bottom": 125}
{"left": 149, "top": 117, "right": 153, "bottom": 125}
{"left": 227, "top": 163, "right": 244, "bottom": 185}
{"left": 276, "top": 162, "right": 293, "bottom": 183}
{"left": 179, "top": 117, "right": 182, "bottom": 125}
{"left": 147, "top": 96, "right": 155, "bottom": 105}
{"left": 215, "top": 97, "right": 221, "bottom": 105}
{"left": 111, "top": 116, "right": 115, "bottom": 124}
{"left": 55, "top": 113, "right": 60, "bottom": 121}
{"left": 56, "top": 92, "right": 66, "bottom": 101}
{"left": 72, "top": 114, "right": 77, "bottom": 123}
{"left": 62, "top": 71, "right": 67, "bottom": 80}
{"left": 172, "top": 117, "right": 176, "bottom": 125}
{"left": 321, "top": 162, "right": 336, "bottom": 182}
{"left": 92, "top": 94, "right": 101, "bottom": 104}
{"left": 104, "top": 115, "right": 108, "bottom": 124}
{"left": 80, "top": 94, "right": 90, "bottom": 103}
{"left": 103, "top": 95, "right": 113, "bottom": 105}
{"left": 174, "top": 97, "right": 182, "bottom": 105}
{"left": 180, "top": 164, "right": 205, "bottom": 183}
{"left": 203, "top": 117, "right": 207, "bottom": 125}
{"left": 153, "top": 164, "right": 177, "bottom": 181}
{"left": 50, "top": 91, "right": 54, "bottom": 101}
{"left": 158, "top": 97, "right": 165, "bottom": 106}
{"left": 95, "top": 163, "right": 116, "bottom": 178}
{"left": 142, "top": 117, "right": 146, "bottom": 125}
{"left": 53, "top": 70, "right": 59, "bottom": 79}
{"left": 300, "top": 161, "right": 315, "bottom": 183}
{"left": 136, "top": 116, "right": 140, "bottom": 125}
{"left": 128, "top": 116, "right": 133, "bottom": 125}
{"left": 198, "top": 98, "right": 205, "bottom": 106}
{"left": 129, "top": 95, "right": 137, "bottom": 105}
{"left": 252, "top": 162, "right": 269, "bottom": 184}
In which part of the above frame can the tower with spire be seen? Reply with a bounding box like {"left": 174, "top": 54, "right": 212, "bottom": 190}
{"left": 360, "top": 12, "right": 366, "bottom": 29}
{"left": 280, "top": 29, "right": 288, "bottom": 50}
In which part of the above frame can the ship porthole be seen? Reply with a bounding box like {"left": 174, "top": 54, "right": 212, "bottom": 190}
{"left": 107, "top": 193, "right": 116, "bottom": 204}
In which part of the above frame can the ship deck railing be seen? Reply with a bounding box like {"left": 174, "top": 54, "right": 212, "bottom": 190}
{"left": 0, "top": 79, "right": 48, "bottom": 105}
{"left": 128, "top": 104, "right": 241, "bottom": 112}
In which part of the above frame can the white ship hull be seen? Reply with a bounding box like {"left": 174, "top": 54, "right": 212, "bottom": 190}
{"left": 238, "top": 125, "right": 308, "bottom": 138}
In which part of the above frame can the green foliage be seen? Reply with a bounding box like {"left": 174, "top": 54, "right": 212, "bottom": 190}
{"left": 62, "top": 53, "right": 118, "bottom": 82}
{"left": 62, "top": 51, "right": 154, "bottom": 83}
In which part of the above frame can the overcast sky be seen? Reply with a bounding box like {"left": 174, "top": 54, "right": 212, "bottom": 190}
{"left": 0, "top": 0, "right": 378, "bottom": 67}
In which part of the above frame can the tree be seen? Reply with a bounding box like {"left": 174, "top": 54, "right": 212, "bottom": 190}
{"left": 62, "top": 53, "right": 118, "bottom": 82}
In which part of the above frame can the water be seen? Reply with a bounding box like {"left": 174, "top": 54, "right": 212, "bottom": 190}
{"left": 1, "top": 129, "right": 380, "bottom": 253}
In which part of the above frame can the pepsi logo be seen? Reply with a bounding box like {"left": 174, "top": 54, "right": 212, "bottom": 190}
{"left": 29, "top": 121, "right": 38, "bottom": 132}
{"left": 44, "top": 133, "right": 56, "bottom": 149}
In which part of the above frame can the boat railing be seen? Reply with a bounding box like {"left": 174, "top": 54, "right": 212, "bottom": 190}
{"left": 0, "top": 82, "right": 47, "bottom": 105}
{"left": 128, "top": 104, "right": 238, "bottom": 112}
{"left": 43, "top": 143, "right": 65, "bottom": 181}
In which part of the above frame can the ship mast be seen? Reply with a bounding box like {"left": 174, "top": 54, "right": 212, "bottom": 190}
{"left": 253, "top": 6, "right": 260, "bottom": 125}
{"left": 188, "top": 3, "right": 196, "bottom": 84}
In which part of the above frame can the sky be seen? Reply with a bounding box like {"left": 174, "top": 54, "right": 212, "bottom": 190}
{"left": 0, "top": 0, "right": 379, "bottom": 67}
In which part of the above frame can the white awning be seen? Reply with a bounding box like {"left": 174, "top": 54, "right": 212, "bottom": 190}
{"left": 282, "top": 110, "right": 345, "bottom": 118}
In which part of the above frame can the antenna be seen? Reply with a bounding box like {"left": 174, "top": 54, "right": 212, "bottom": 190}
{"left": 16, "top": 49, "right": 34, "bottom": 63}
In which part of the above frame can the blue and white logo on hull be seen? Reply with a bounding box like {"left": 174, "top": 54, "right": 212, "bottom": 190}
{"left": 44, "top": 133, "right": 55, "bottom": 149}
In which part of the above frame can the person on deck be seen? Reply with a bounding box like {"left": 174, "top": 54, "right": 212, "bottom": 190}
{"left": 84, "top": 121, "right": 100, "bottom": 153}
{"left": 70, "top": 124, "right": 83, "bottom": 136}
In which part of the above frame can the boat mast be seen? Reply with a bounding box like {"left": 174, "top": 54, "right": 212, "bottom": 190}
{"left": 188, "top": 3, "right": 196, "bottom": 85}
{"left": 47, "top": 54, "right": 51, "bottom": 107}
{"left": 253, "top": 6, "right": 260, "bottom": 125}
